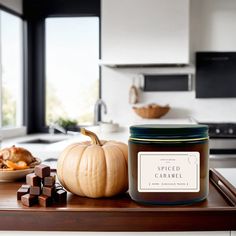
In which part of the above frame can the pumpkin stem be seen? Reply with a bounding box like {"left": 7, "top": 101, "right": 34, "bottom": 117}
{"left": 80, "top": 128, "right": 102, "bottom": 146}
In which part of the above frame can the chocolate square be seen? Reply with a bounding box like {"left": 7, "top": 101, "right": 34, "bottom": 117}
{"left": 21, "top": 194, "right": 38, "bottom": 207}
{"left": 55, "top": 183, "right": 63, "bottom": 190}
{"left": 38, "top": 195, "right": 52, "bottom": 207}
{"left": 30, "top": 186, "right": 41, "bottom": 196}
{"left": 35, "top": 164, "right": 50, "bottom": 178}
{"left": 17, "top": 187, "right": 30, "bottom": 200}
{"left": 43, "top": 173, "right": 56, "bottom": 187}
{"left": 21, "top": 184, "right": 31, "bottom": 189}
{"left": 26, "top": 173, "right": 41, "bottom": 186}
{"left": 54, "top": 189, "right": 67, "bottom": 203}
{"left": 42, "top": 186, "right": 55, "bottom": 197}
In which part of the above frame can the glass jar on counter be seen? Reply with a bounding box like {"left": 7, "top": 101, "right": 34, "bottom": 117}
{"left": 128, "top": 124, "right": 209, "bottom": 205}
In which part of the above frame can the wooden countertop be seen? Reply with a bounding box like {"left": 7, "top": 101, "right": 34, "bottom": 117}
{"left": 0, "top": 174, "right": 236, "bottom": 232}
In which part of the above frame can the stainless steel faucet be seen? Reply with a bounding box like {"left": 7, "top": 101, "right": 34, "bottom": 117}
{"left": 49, "top": 123, "right": 67, "bottom": 134}
{"left": 94, "top": 99, "right": 107, "bottom": 125}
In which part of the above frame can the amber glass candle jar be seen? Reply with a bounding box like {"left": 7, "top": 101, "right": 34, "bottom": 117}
{"left": 128, "top": 124, "right": 209, "bottom": 205}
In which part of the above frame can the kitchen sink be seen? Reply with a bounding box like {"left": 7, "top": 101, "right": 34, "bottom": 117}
{"left": 18, "top": 138, "right": 66, "bottom": 144}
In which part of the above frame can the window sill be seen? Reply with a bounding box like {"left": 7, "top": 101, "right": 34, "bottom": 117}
{"left": 0, "top": 126, "right": 27, "bottom": 140}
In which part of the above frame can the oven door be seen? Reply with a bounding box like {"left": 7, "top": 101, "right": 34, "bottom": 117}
{"left": 209, "top": 138, "right": 236, "bottom": 168}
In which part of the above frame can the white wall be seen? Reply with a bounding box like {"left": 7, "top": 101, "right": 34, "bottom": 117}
{"left": 0, "top": 0, "right": 22, "bottom": 14}
{"left": 102, "top": 0, "right": 236, "bottom": 125}
{"left": 190, "top": 0, "right": 236, "bottom": 62}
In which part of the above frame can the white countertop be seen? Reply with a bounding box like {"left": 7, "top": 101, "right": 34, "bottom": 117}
{"left": 215, "top": 168, "right": 236, "bottom": 188}
{"left": 1, "top": 126, "right": 129, "bottom": 161}
{"left": 1, "top": 118, "right": 194, "bottom": 161}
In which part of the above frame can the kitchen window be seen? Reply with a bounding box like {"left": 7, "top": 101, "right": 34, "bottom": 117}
{"left": 0, "top": 10, "right": 23, "bottom": 130}
{"left": 45, "top": 17, "right": 99, "bottom": 126}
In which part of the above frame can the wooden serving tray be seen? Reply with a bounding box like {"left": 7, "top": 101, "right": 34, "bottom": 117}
{"left": 0, "top": 169, "right": 235, "bottom": 231}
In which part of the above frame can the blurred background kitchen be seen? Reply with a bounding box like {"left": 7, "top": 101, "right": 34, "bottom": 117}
{"left": 0, "top": 0, "right": 236, "bottom": 169}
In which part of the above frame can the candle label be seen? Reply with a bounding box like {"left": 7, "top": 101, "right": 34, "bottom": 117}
{"left": 138, "top": 152, "right": 200, "bottom": 192}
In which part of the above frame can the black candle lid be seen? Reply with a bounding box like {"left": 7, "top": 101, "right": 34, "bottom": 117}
{"left": 130, "top": 124, "right": 208, "bottom": 140}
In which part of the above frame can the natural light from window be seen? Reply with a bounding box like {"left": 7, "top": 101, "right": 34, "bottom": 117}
{"left": 45, "top": 17, "right": 99, "bottom": 126}
{"left": 0, "top": 11, "right": 23, "bottom": 128}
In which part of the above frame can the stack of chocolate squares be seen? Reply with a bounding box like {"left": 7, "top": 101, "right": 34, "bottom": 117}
{"left": 17, "top": 164, "right": 67, "bottom": 207}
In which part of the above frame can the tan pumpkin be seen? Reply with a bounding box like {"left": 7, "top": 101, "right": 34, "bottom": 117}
{"left": 57, "top": 128, "right": 128, "bottom": 198}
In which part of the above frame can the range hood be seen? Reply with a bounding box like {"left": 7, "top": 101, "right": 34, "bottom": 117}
{"left": 99, "top": 60, "right": 190, "bottom": 68}
{"left": 99, "top": 60, "right": 195, "bottom": 75}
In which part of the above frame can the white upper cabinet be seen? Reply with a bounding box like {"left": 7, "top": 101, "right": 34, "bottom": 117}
{"left": 101, "top": 0, "right": 189, "bottom": 65}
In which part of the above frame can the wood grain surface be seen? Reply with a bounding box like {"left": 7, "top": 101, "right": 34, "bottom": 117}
{"left": 0, "top": 179, "right": 235, "bottom": 231}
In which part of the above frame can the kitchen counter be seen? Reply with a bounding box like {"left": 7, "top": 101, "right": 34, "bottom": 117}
{"left": 2, "top": 122, "right": 236, "bottom": 169}
{"left": 1, "top": 118, "right": 194, "bottom": 161}
{"left": 0, "top": 169, "right": 236, "bottom": 231}
{"left": 1, "top": 126, "right": 129, "bottom": 162}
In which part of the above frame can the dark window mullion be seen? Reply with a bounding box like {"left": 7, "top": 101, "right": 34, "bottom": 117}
{"left": 24, "top": 0, "right": 100, "bottom": 133}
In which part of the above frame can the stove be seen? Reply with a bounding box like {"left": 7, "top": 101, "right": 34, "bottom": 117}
{"left": 199, "top": 123, "right": 236, "bottom": 168}
{"left": 205, "top": 123, "right": 236, "bottom": 138}
{"left": 199, "top": 123, "right": 236, "bottom": 152}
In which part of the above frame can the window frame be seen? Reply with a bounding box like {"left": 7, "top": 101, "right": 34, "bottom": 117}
{"left": 0, "top": 5, "right": 26, "bottom": 139}
{"left": 23, "top": 0, "right": 101, "bottom": 133}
